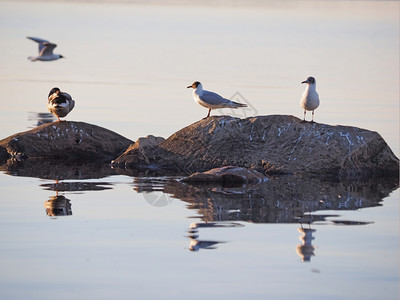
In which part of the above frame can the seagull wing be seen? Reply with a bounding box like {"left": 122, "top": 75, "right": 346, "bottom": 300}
{"left": 26, "top": 36, "right": 52, "bottom": 53}
{"left": 40, "top": 43, "right": 57, "bottom": 56}
{"left": 27, "top": 36, "right": 50, "bottom": 44}
{"left": 200, "top": 90, "right": 229, "bottom": 106}
{"left": 200, "top": 90, "right": 246, "bottom": 108}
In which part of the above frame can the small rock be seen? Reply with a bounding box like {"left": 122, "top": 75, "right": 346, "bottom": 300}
{"left": 181, "top": 166, "right": 267, "bottom": 184}
{"left": 111, "top": 135, "right": 165, "bottom": 169}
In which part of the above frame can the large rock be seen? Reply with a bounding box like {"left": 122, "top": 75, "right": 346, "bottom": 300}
{"left": 0, "top": 121, "right": 133, "bottom": 163}
{"left": 112, "top": 115, "right": 399, "bottom": 179}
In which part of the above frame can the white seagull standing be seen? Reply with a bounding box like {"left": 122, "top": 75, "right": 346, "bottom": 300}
{"left": 27, "top": 37, "right": 64, "bottom": 62}
{"left": 47, "top": 87, "right": 75, "bottom": 122}
{"left": 300, "top": 76, "right": 320, "bottom": 123}
{"left": 187, "top": 81, "right": 247, "bottom": 118}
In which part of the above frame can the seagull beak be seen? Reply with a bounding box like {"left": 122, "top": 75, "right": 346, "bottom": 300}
{"left": 187, "top": 85, "right": 192, "bottom": 89}
{"left": 301, "top": 80, "right": 307, "bottom": 84}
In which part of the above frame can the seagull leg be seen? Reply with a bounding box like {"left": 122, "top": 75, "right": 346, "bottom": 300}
{"left": 207, "top": 108, "right": 211, "bottom": 118}
{"left": 301, "top": 110, "right": 306, "bottom": 123}
{"left": 311, "top": 110, "right": 315, "bottom": 123}
{"left": 56, "top": 116, "right": 61, "bottom": 122}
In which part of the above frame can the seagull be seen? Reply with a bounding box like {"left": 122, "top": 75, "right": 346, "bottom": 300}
{"left": 300, "top": 76, "right": 320, "bottom": 123}
{"left": 187, "top": 81, "right": 247, "bottom": 118}
{"left": 27, "top": 37, "right": 64, "bottom": 61}
{"left": 47, "top": 87, "right": 75, "bottom": 122}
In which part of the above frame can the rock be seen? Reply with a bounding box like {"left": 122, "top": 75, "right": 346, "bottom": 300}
{"left": 111, "top": 135, "right": 165, "bottom": 169}
{"left": 0, "top": 121, "right": 133, "bottom": 164}
{"left": 112, "top": 115, "right": 399, "bottom": 179}
{"left": 181, "top": 166, "right": 267, "bottom": 184}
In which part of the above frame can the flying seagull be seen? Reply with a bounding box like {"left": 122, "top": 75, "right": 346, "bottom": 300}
{"left": 27, "top": 36, "right": 64, "bottom": 61}
{"left": 47, "top": 87, "right": 75, "bottom": 122}
{"left": 187, "top": 81, "right": 247, "bottom": 118}
{"left": 300, "top": 76, "right": 320, "bottom": 122}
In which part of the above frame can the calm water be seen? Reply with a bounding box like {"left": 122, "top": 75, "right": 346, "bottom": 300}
{"left": 0, "top": 0, "right": 399, "bottom": 299}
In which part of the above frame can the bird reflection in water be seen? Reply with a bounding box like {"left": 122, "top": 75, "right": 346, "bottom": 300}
{"left": 28, "top": 111, "right": 55, "bottom": 127}
{"left": 41, "top": 179, "right": 113, "bottom": 217}
{"left": 187, "top": 222, "right": 243, "bottom": 252}
{"left": 43, "top": 180, "right": 72, "bottom": 217}
{"left": 296, "top": 223, "right": 316, "bottom": 262}
{"left": 44, "top": 192, "right": 72, "bottom": 217}
{"left": 188, "top": 238, "right": 221, "bottom": 251}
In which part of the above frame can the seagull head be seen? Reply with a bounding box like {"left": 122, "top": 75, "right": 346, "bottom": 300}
{"left": 187, "top": 81, "right": 201, "bottom": 89}
{"left": 301, "top": 77, "right": 316, "bottom": 85}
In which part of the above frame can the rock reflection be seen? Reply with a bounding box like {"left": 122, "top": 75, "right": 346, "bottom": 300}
{"left": 296, "top": 224, "right": 316, "bottom": 262}
{"left": 41, "top": 181, "right": 113, "bottom": 192}
{"left": 0, "top": 159, "right": 119, "bottom": 180}
{"left": 330, "top": 220, "right": 372, "bottom": 226}
{"left": 134, "top": 177, "right": 179, "bottom": 207}
{"left": 133, "top": 175, "right": 398, "bottom": 255}
{"left": 45, "top": 194, "right": 72, "bottom": 216}
{"left": 133, "top": 177, "right": 178, "bottom": 193}
{"left": 152, "top": 176, "right": 398, "bottom": 224}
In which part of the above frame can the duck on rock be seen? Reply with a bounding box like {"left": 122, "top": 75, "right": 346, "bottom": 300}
{"left": 47, "top": 87, "right": 75, "bottom": 122}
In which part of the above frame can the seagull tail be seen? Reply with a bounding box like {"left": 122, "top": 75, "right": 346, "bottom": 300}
{"left": 232, "top": 101, "right": 247, "bottom": 108}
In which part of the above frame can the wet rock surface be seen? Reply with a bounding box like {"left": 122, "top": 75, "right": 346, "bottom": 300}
{"left": 181, "top": 166, "right": 267, "bottom": 184}
{"left": 113, "top": 115, "right": 399, "bottom": 179}
{"left": 0, "top": 121, "right": 133, "bottom": 163}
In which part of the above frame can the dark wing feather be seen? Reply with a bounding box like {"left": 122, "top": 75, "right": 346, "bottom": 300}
{"left": 26, "top": 36, "right": 51, "bottom": 53}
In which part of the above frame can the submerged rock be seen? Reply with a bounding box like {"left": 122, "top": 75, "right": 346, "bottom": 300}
{"left": 0, "top": 121, "right": 133, "bottom": 163}
{"left": 181, "top": 166, "right": 267, "bottom": 184}
{"left": 112, "top": 115, "right": 399, "bottom": 179}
